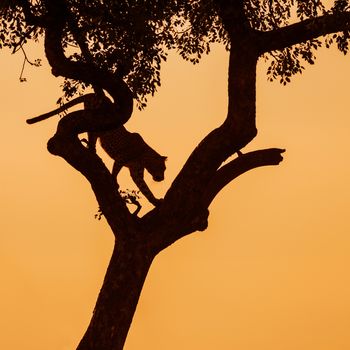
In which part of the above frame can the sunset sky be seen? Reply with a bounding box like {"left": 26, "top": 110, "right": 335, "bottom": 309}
{"left": 1, "top": 32, "right": 350, "bottom": 350}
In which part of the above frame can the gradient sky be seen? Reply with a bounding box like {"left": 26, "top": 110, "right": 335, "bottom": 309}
{"left": 0, "top": 36, "right": 350, "bottom": 350}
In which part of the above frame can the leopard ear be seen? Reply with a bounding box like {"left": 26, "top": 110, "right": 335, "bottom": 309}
{"left": 162, "top": 156, "right": 168, "bottom": 161}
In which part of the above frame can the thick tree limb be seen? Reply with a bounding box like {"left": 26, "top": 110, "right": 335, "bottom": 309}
{"left": 162, "top": 10, "right": 350, "bottom": 221}
{"left": 47, "top": 136, "right": 137, "bottom": 237}
{"left": 43, "top": 0, "right": 133, "bottom": 123}
{"left": 203, "top": 148, "right": 285, "bottom": 206}
{"left": 258, "top": 11, "right": 350, "bottom": 53}
{"left": 160, "top": 45, "right": 259, "bottom": 219}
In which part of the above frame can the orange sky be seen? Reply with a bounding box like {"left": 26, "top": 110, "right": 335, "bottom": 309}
{"left": 1, "top": 39, "right": 350, "bottom": 350}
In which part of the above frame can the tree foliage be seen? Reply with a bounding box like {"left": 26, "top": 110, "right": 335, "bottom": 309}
{"left": 0, "top": 1, "right": 225, "bottom": 107}
{"left": 1, "top": 1, "right": 350, "bottom": 97}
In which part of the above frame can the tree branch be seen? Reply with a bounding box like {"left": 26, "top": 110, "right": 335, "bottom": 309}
{"left": 258, "top": 11, "right": 350, "bottom": 53}
{"left": 46, "top": 136, "right": 138, "bottom": 237}
{"left": 202, "top": 148, "right": 285, "bottom": 206}
{"left": 141, "top": 148, "right": 285, "bottom": 252}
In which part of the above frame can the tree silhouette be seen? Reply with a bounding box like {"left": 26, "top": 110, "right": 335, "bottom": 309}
{"left": 1, "top": 1, "right": 350, "bottom": 349}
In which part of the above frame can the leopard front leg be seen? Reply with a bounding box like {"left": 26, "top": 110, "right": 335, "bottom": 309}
{"left": 129, "top": 165, "right": 162, "bottom": 206}
{"left": 112, "top": 161, "right": 123, "bottom": 189}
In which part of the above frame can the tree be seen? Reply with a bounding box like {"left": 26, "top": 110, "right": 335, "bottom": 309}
{"left": 1, "top": 1, "right": 350, "bottom": 349}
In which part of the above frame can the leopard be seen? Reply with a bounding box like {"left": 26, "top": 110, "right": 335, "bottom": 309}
{"left": 27, "top": 93, "right": 166, "bottom": 206}
{"left": 93, "top": 126, "right": 167, "bottom": 207}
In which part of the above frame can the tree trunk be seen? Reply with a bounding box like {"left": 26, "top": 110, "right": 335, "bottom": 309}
{"left": 76, "top": 238, "right": 155, "bottom": 350}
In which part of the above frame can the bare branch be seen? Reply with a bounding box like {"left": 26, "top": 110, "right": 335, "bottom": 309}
{"left": 18, "top": 45, "right": 41, "bottom": 82}
{"left": 203, "top": 148, "right": 285, "bottom": 206}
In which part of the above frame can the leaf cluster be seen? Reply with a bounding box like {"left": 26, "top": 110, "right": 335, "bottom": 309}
{"left": 0, "top": 1, "right": 225, "bottom": 105}
{"left": 94, "top": 189, "right": 141, "bottom": 220}
{"left": 1, "top": 0, "right": 350, "bottom": 98}
{"left": 265, "top": 39, "right": 322, "bottom": 85}
{"left": 62, "top": 0, "right": 226, "bottom": 106}
{"left": 0, "top": 3, "right": 42, "bottom": 51}
{"left": 174, "top": 0, "right": 228, "bottom": 64}
{"left": 245, "top": 0, "right": 326, "bottom": 31}
{"left": 246, "top": 0, "right": 350, "bottom": 84}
